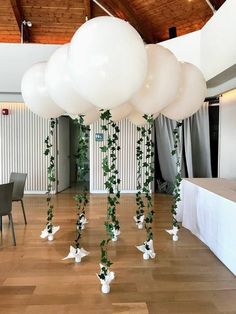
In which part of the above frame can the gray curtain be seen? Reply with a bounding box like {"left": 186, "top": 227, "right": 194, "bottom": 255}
{"left": 184, "top": 102, "right": 212, "bottom": 177}
{"left": 154, "top": 114, "right": 185, "bottom": 189}
{"left": 154, "top": 102, "right": 212, "bottom": 188}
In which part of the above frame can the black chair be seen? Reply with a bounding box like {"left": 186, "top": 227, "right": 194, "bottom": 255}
{"left": 9, "top": 173, "right": 27, "bottom": 224}
{"left": 0, "top": 182, "right": 16, "bottom": 246}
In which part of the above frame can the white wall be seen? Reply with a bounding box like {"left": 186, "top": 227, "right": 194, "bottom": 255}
{"left": 0, "top": 102, "right": 55, "bottom": 193}
{"left": 160, "top": 31, "right": 201, "bottom": 69}
{"left": 207, "top": 76, "right": 236, "bottom": 97}
{"left": 218, "top": 90, "right": 236, "bottom": 179}
{"left": 0, "top": 43, "right": 60, "bottom": 101}
{"left": 160, "top": 0, "right": 236, "bottom": 92}
{"left": 201, "top": 0, "right": 236, "bottom": 81}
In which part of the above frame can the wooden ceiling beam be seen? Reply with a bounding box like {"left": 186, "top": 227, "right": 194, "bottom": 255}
{"left": 95, "top": 0, "right": 155, "bottom": 43}
{"left": 83, "top": 0, "right": 92, "bottom": 20}
{"left": 206, "top": 0, "right": 226, "bottom": 11}
{"left": 10, "top": 0, "right": 30, "bottom": 42}
{"left": 209, "top": 0, "right": 226, "bottom": 10}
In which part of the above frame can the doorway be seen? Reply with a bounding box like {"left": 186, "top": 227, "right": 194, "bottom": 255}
{"left": 69, "top": 117, "right": 90, "bottom": 191}
{"left": 208, "top": 103, "right": 219, "bottom": 178}
{"left": 56, "top": 116, "right": 90, "bottom": 193}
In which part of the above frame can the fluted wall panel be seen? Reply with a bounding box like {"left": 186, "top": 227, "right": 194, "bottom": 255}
{"left": 90, "top": 118, "right": 146, "bottom": 193}
{"left": 0, "top": 103, "right": 52, "bottom": 193}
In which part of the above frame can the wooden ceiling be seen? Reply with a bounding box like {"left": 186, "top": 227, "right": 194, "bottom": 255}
{"left": 0, "top": 0, "right": 226, "bottom": 44}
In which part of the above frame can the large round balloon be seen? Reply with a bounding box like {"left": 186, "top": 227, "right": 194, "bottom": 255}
{"left": 131, "top": 44, "right": 182, "bottom": 114}
{"left": 69, "top": 108, "right": 100, "bottom": 125}
{"left": 84, "top": 108, "right": 100, "bottom": 125}
{"left": 111, "top": 103, "right": 133, "bottom": 122}
{"left": 45, "top": 44, "right": 93, "bottom": 115}
{"left": 21, "top": 62, "right": 64, "bottom": 119}
{"left": 128, "top": 110, "right": 159, "bottom": 126}
{"left": 68, "top": 16, "right": 147, "bottom": 109}
{"left": 162, "top": 62, "right": 207, "bottom": 120}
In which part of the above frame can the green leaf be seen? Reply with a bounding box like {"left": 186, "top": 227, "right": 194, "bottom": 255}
{"left": 100, "top": 146, "right": 108, "bottom": 153}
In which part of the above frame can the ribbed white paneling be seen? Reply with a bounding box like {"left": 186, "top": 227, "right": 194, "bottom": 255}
{"left": 0, "top": 103, "right": 53, "bottom": 193}
{"left": 90, "top": 118, "right": 146, "bottom": 193}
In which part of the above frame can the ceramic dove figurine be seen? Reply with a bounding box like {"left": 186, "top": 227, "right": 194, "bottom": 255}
{"left": 40, "top": 225, "right": 60, "bottom": 241}
{"left": 97, "top": 263, "right": 115, "bottom": 294}
{"left": 133, "top": 214, "right": 145, "bottom": 229}
{"left": 63, "top": 245, "right": 89, "bottom": 263}
{"left": 136, "top": 239, "right": 156, "bottom": 260}
{"left": 165, "top": 226, "right": 179, "bottom": 241}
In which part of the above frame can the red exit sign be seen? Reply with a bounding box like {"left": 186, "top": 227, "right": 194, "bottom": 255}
{"left": 2, "top": 108, "right": 9, "bottom": 115}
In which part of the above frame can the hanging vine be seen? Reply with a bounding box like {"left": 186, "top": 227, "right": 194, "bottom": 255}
{"left": 44, "top": 118, "right": 56, "bottom": 233}
{"left": 171, "top": 121, "right": 183, "bottom": 230}
{"left": 136, "top": 114, "right": 156, "bottom": 259}
{"left": 40, "top": 118, "right": 60, "bottom": 240}
{"left": 62, "top": 115, "right": 90, "bottom": 262}
{"left": 143, "top": 115, "right": 155, "bottom": 242}
{"left": 134, "top": 126, "right": 145, "bottom": 229}
{"left": 98, "top": 109, "right": 121, "bottom": 278}
{"left": 73, "top": 115, "right": 90, "bottom": 249}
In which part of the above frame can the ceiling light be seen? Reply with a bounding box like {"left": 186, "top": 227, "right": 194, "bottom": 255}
{"left": 22, "top": 20, "right": 32, "bottom": 27}
{"left": 21, "top": 20, "right": 32, "bottom": 43}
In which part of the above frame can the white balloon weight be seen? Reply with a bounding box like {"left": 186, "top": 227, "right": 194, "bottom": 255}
{"left": 69, "top": 16, "right": 147, "bottom": 109}
{"left": 111, "top": 103, "right": 133, "bottom": 122}
{"left": 128, "top": 110, "right": 159, "bottom": 126}
{"left": 45, "top": 44, "right": 93, "bottom": 115}
{"left": 162, "top": 62, "right": 207, "bottom": 121}
{"left": 131, "top": 44, "right": 182, "bottom": 114}
{"left": 21, "top": 62, "right": 64, "bottom": 119}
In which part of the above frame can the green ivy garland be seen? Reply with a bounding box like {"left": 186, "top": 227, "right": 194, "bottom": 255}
{"left": 135, "top": 116, "right": 155, "bottom": 232}
{"left": 98, "top": 109, "right": 121, "bottom": 275}
{"left": 171, "top": 121, "right": 183, "bottom": 229}
{"left": 134, "top": 126, "right": 145, "bottom": 226}
{"left": 143, "top": 115, "right": 155, "bottom": 241}
{"left": 73, "top": 115, "right": 90, "bottom": 249}
{"left": 44, "top": 118, "right": 57, "bottom": 234}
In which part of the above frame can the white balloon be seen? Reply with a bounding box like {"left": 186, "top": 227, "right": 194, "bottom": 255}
{"left": 69, "top": 108, "right": 100, "bottom": 125}
{"left": 45, "top": 44, "right": 93, "bottom": 115}
{"left": 69, "top": 16, "right": 147, "bottom": 109}
{"left": 162, "top": 62, "right": 207, "bottom": 120}
{"left": 68, "top": 114, "right": 77, "bottom": 120}
{"left": 131, "top": 44, "right": 182, "bottom": 114}
{"left": 84, "top": 108, "right": 100, "bottom": 125}
{"left": 21, "top": 62, "right": 64, "bottom": 119}
{"left": 111, "top": 103, "right": 133, "bottom": 122}
{"left": 128, "top": 110, "right": 159, "bottom": 126}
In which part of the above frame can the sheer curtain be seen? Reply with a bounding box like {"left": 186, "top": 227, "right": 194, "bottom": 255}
{"left": 154, "top": 114, "right": 184, "bottom": 190}
{"left": 184, "top": 102, "right": 212, "bottom": 178}
{"left": 154, "top": 102, "right": 212, "bottom": 189}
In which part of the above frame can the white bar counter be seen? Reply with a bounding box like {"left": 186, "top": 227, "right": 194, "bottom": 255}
{"left": 177, "top": 178, "right": 236, "bottom": 275}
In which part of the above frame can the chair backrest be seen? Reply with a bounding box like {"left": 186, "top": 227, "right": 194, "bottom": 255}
{"left": 0, "top": 182, "right": 14, "bottom": 216}
{"left": 9, "top": 173, "right": 27, "bottom": 201}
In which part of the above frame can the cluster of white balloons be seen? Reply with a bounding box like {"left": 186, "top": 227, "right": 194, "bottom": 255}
{"left": 21, "top": 16, "right": 207, "bottom": 125}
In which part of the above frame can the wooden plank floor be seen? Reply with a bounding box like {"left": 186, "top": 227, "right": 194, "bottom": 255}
{"left": 0, "top": 191, "right": 236, "bottom": 314}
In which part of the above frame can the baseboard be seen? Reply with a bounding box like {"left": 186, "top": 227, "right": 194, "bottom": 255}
{"left": 90, "top": 190, "right": 138, "bottom": 194}
{"left": 24, "top": 190, "right": 56, "bottom": 195}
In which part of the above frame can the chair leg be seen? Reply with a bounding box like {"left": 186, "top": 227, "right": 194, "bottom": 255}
{"left": 0, "top": 216, "right": 2, "bottom": 234}
{"left": 8, "top": 214, "right": 16, "bottom": 246}
{"left": 20, "top": 200, "right": 27, "bottom": 225}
